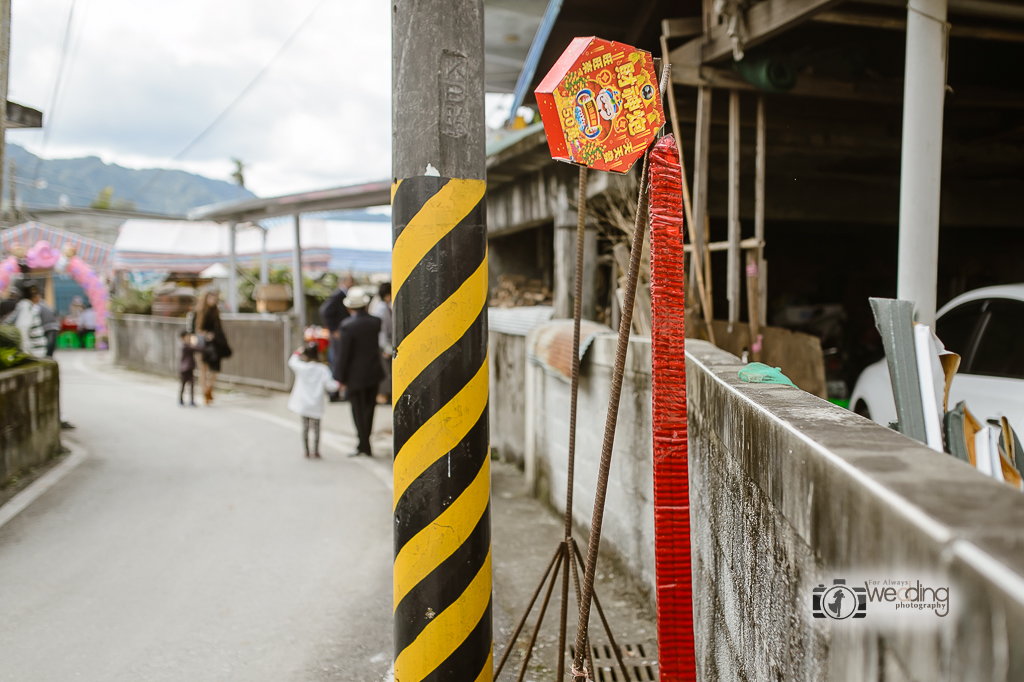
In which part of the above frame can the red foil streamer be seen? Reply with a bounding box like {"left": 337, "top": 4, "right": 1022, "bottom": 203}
{"left": 648, "top": 134, "right": 696, "bottom": 680}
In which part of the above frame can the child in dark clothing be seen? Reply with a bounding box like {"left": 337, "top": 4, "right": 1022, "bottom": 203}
{"left": 179, "top": 331, "right": 199, "bottom": 406}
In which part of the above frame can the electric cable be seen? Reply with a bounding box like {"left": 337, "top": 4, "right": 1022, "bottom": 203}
{"left": 128, "top": 0, "right": 330, "bottom": 203}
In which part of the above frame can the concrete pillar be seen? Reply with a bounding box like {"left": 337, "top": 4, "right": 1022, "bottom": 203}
{"left": 581, "top": 227, "right": 597, "bottom": 321}
{"left": 553, "top": 179, "right": 576, "bottom": 319}
{"left": 896, "top": 0, "right": 948, "bottom": 326}
{"left": 227, "top": 221, "right": 238, "bottom": 313}
{"left": 292, "top": 213, "right": 305, "bottom": 331}
{"left": 260, "top": 226, "right": 269, "bottom": 285}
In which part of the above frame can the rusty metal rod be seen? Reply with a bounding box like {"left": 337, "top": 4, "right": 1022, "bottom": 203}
{"left": 568, "top": 537, "right": 595, "bottom": 679}
{"left": 515, "top": 549, "right": 564, "bottom": 682}
{"left": 494, "top": 542, "right": 563, "bottom": 678}
{"left": 571, "top": 538, "right": 631, "bottom": 682}
{"left": 571, "top": 147, "right": 652, "bottom": 682}
{"left": 557, "top": 163, "right": 588, "bottom": 682}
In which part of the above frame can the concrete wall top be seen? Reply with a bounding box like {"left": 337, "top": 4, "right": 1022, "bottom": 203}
{"left": 686, "top": 339, "right": 1024, "bottom": 588}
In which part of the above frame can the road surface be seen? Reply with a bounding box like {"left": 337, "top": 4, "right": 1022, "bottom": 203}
{"left": 0, "top": 352, "right": 394, "bottom": 681}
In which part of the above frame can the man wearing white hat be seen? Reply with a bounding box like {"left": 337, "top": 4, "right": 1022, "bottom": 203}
{"left": 335, "top": 286, "right": 385, "bottom": 457}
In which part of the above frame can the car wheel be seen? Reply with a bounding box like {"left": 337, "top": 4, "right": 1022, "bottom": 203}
{"left": 853, "top": 400, "right": 871, "bottom": 420}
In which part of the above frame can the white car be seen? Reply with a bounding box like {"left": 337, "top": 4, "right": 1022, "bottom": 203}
{"left": 849, "top": 284, "right": 1024, "bottom": 436}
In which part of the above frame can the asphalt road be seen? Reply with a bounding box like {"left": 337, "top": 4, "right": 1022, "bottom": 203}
{"left": 0, "top": 352, "right": 394, "bottom": 681}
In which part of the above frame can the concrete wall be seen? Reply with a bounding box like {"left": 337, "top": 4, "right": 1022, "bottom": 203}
{"left": 111, "top": 313, "right": 296, "bottom": 391}
{"left": 0, "top": 361, "right": 61, "bottom": 482}
{"left": 525, "top": 331, "right": 656, "bottom": 600}
{"left": 488, "top": 331, "right": 528, "bottom": 466}
{"left": 525, "top": 333, "right": 1024, "bottom": 680}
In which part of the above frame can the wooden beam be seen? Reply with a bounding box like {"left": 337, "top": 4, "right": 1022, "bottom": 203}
{"left": 727, "top": 90, "right": 741, "bottom": 325}
{"left": 813, "top": 10, "right": 1024, "bottom": 42}
{"left": 679, "top": 0, "right": 845, "bottom": 65}
{"left": 6, "top": 101, "right": 41, "bottom": 129}
{"left": 661, "top": 17, "right": 703, "bottom": 39}
{"left": 755, "top": 96, "right": 767, "bottom": 328}
{"left": 691, "top": 86, "right": 712, "bottom": 307}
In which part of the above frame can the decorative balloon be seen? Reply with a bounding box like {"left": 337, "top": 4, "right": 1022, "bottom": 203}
{"left": 0, "top": 256, "right": 19, "bottom": 294}
{"left": 26, "top": 240, "right": 60, "bottom": 269}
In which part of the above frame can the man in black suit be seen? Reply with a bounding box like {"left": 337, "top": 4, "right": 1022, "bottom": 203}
{"left": 319, "top": 274, "right": 354, "bottom": 400}
{"left": 335, "top": 287, "right": 385, "bottom": 456}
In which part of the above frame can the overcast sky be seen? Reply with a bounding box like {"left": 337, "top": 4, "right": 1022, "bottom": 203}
{"left": 7, "top": 0, "right": 397, "bottom": 197}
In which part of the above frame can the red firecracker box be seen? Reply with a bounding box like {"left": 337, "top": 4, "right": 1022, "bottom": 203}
{"left": 535, "top": 36, "right": 665, "bottom": 174}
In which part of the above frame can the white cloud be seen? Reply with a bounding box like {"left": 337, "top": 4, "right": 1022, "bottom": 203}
{"left": 6, "top": 0, "right": 392, "bottom": 197}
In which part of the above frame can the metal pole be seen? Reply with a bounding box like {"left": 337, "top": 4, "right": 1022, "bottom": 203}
{"left": 896, "top": 0, "right": 948, "bottom": 327}
{"left": 727, "top": 90, "right": 741, "bottom": 326}
{"left": 391, "top": 1, "right": 490, "bottom": 681}
{"left": 260, "top": 226, "right": 269, "bottom": 285}
{"left": 228, "top": 221, "right": 238, "bottom": 313}
{"left": 0, "top": 0, "right": 10, "bottom": 229}
{"left": 291, "top": 213, "right": 305, "bottom": 331}
{"left": 692, "top": 86, "right": 712, "bottom": 321}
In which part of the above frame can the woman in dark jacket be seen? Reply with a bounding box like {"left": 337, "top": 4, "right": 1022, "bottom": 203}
{"left": 193, "top": 290, "right": 232, "bottom": 405}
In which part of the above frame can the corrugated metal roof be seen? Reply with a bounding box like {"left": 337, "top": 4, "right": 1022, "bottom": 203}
{"left": 488, "top": 305, "right": 554, "bottom": 336}
{"left": 527, "top": 318, "right": 614, "bottom": 381}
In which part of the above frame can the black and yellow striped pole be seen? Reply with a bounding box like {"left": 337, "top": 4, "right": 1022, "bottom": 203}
{"left": 392, "top": 2, "right": 490, "bottom": 681}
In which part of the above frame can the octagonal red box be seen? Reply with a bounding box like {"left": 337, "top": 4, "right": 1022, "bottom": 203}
{"left": 535, "top": 36, "right": 665, "bottom": 174}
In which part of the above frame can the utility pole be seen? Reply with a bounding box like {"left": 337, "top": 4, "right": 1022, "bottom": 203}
{"left": 0, "top": 0, "right": 11, "bottom": 229}
{"left": 391, "top": 1, "right": 491, "bottom": 681}
{"left": 896, "top": 0, "right": 948, "bottom": 326}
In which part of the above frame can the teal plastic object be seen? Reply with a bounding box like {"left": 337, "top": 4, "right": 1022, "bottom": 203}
{"left": 738, "top": 362, "right": 797, "bottom": 388}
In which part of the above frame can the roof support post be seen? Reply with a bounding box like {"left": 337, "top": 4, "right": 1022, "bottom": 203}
{"left": 292, "top": 213, "right": 305, "bottom": 331}
{"left": 727, "top": 90, "right": 741, "bottom": 326}
{"left": 228, "top": 221, "right": 238, "bottom": 313}
{"left": 896, "top": 0, "right": 948, "bottom": 326}
{"left": 260, "top": 226, "right": 269, "bottom": 285}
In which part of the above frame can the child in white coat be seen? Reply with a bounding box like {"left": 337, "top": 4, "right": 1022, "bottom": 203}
{"left": 287, "top": 343, "right": 340, "bottom": 458}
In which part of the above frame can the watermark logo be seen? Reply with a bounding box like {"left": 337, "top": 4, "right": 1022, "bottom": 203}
{"left": 812, "top": 575, "right": 951, "bottom": 624}
{"left": 813, "top": 579, "right": 867, "bottom": 620}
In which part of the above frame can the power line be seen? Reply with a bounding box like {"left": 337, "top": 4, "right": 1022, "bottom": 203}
{"left": 129, "top": 0, "right": 330, "bottom": 202}
{"left": 30, "top": 0, "right": 78, "bottom": 183}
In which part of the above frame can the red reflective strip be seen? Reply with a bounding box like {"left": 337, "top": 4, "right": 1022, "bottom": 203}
{"left": 649, "top": 134, "right": 696, "bottom": 681}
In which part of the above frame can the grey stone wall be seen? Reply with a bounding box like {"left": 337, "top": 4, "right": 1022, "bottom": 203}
{"left": 686, "top": 340, "right": 1024, "bottom": 682}
{"left": 0, "top": 361, "right": 61, "bottom": 482}
{"left": 525, "top": 332, "right": 1024, "bottom": 680}
{"left": 526, "top": 331, "right": 656, "bottom": 602}
{"left": 489, "top": 331, "right": 528, "bottom": 466}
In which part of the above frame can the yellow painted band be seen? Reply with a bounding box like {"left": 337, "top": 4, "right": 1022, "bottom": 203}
{"left": 394, "top": 356, "right": 488, "bottom": 506}
{"left": 392, "top": 178, "right": 486, "bottom": 296}
{"left": 474, "top": 648, "right": 493, "bottom": 682}
{"left": 393, "top": 255, "right": 488, "bottom": 401}
{"left": 394, "top": 456, "right": 490, "bottom": 610}
{"left": 394, "top": 551, "right": 492, "bottom": 682}
{"left": 391, "top": 179, "right": 403, "bottom": 204}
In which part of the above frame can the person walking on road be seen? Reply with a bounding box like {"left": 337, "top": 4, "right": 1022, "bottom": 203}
{"left": 370, "top": 282, "right": 393, "bottom": 405}
{"left": 178, "top": 331, "right": 200, "bottom": 407}
{"left": 38, "top": 297, "right": 59, "bottom": 357}
{"left": 191, "top": 290, "right": 232, "bottom": 406}
{"left": 319, "top": 275, "right": 354, "bottom": 363}
{"left": 11, "top": 282, "right": 47, "bottom": 357}
{"left": 334, "top": 287, "right": 384, "bottom": 457}
{"left": 288, "top": 343, "right": 340, "bottom": 459}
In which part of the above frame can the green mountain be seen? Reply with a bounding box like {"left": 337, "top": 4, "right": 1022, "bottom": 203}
{"left": 3, "top": 144, "right": 257, "bottom": 216}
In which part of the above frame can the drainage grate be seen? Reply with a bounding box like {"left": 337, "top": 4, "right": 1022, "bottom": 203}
{"left": 568, "top": 642, "right": 658, "bottom": 681}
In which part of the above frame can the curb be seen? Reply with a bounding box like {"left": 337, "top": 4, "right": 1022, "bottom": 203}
{"left": 0, "top": 440, "right": 88, "bottom": 531}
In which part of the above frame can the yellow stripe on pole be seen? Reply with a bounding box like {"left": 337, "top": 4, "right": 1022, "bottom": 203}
{"left": 394, "top": 456, "right": 490, "bottom": 609}
{"left": 392, "top": 178, "right": 486, "bottom": 296}
{"left": 394, "top": 551, "right": 493, "bottom": 682}
{"left": 394, "top": 357, "right": 488, "bottom": 505}
{"left": 391, "top": 178, "right": 403, "bottom": 204}
{"left": 393, "top": 256, "right": 488, "bottom": 400}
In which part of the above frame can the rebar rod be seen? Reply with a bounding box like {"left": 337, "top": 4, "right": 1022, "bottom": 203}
{"left": 494, "top": 543, "right": 563, "bottom": 678}
{"left": 571, "top": 148, "right": 652, "bottom": 681}
{"left": 515, "top": 550, "right": 564, "bottom": 682}
{"left": 571, "top": 538, "right": 631, "bottom": 682}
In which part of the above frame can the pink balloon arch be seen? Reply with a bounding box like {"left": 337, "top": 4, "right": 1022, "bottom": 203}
{"left": 0, "top": 240, "right": 110, "bottom": 335}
